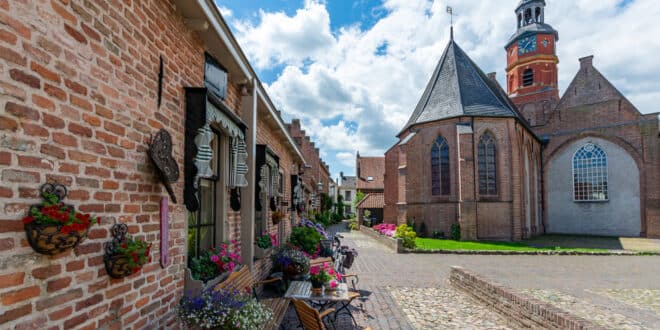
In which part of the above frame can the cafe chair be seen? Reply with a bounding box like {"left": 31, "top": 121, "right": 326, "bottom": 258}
{"left": 292, "top": 299, "right": 335, "bottom": 330}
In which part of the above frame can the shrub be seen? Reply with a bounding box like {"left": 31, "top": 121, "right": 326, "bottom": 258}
{"left": 189, "top": 240, "right": 242, "bottom": 282}
{"left": 289, "top": 226, "right": 322, "bottom": 254}
{"left": 348, "top": 219, "right": 359, "bottom": 230}
{"left": 394, "top": 224, "right": 417, "bottom": 249}
{"left": 331, "top": 212, "right": 343, "bottom": 223}
{"left": 373, "top": 223, "right": 396, "bottom": 236}
{"left": 451, "top": 223, "right": 461, "bottom": 241}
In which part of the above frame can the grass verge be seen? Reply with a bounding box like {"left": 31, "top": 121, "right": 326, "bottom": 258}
{"left": 415, "top": 238, "right": 609, "bottom": 252}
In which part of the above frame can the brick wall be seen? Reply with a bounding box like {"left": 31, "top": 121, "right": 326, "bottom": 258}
{"left": 535, "top": 58, "right": 660, "bottom": 237}
{"left": 254, "top": 113, "right": 299, "bottom": 281}
{"left": 0, "top": 0, "right": 246, "bottom": 328}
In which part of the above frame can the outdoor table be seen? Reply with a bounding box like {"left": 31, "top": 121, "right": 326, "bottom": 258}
{"left": 284, "top": 281, "right": 350, "bottom": 313}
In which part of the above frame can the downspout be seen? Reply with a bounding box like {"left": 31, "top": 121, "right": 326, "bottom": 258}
{"left": 471, "top": 117, "right": 477, "bottom": 235}
{"left": 456, "top": 122, "right": 462, "bottom": 230}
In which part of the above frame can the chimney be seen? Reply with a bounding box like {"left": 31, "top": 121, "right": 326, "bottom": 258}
{"left": 579, "top": 55, "right": 594, "bottom": 69}
{"left": 487, "top": 72, "right": 497, "bottom": 81}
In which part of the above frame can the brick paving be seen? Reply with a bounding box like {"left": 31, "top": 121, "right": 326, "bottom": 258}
{"left": 280, "top": 223, "right": 660, "bottom": 329}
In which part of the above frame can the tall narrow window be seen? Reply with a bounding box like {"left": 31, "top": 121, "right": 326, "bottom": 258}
{"left": 523, "top": 69, "right": 534, "bottom": 86}
{"left": 573, "top": 143, "right": 608, "bottom": 201}
{"left": 188, "top": 131, "right": 223, "bottom": 259}
{"left": 431, "top": 136, "right": 450, "bottom": 195}
{"left": 478, "top": 132, "right": 497, "bottom": 195}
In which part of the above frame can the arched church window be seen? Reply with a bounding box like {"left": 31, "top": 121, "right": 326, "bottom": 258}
{"left": 478, "top": 132, "right": 497, "bottom": 195}
{"left": 517, "top": 14, "right": 522, "bottom": 28}
{"left": 523, "top": 69, "right": 534, "bottom": 86}
{"left": 573, "top": 143, "right": 608, "bottom": 201}
{"left": 431, "top": 136, "right": 450, "bottom": 195}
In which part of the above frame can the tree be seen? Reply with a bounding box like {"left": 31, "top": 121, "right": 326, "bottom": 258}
{"left": 353, "top": 191, "right": 365, "bottom": 208}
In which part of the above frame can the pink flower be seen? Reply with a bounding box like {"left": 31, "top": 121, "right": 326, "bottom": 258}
{"left": 329, "top": 280, "right": 338, "bottom": 289}
{"left": 228, "top": 261, "right": 235, "bottom": 270}
{"left": 310, "top": 266, "right": 320, "bottom": 275}
{"left": 336, "top": 272, "right": 342, "bottom": 280}
{"left": 328, "top": 268, "right": 335, "bottom": 275}
{"left": 210, "top": 255, "right": 219, "bottom": 263}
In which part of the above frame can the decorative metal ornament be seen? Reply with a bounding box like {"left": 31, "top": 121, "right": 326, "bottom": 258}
{"left": 148, "top": 129, "right": 180, "bottom": 203}
{"left": 104, "top": 223, "right": 132, "bottom": 279}
{"left": 24, "top": 184, "right": 89, "bottom": 255}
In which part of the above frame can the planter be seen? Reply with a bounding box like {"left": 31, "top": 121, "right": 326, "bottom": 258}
{"left": 104, "top": 254, "right": 132, "bottom": 279}
{"left": 25, "top": 222, "right": 89, "bottom": 255}
{"left": 183, "top": 266, "right": 236, "bottom": 297}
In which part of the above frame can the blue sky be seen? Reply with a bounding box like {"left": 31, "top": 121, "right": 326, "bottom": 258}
{"left": 217, "top": 0, "right": 660, "bottom": 180}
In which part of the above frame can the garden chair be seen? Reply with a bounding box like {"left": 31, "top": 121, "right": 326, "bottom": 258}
{"left": 292, "top": 299, "right": 335, "bottom": 330}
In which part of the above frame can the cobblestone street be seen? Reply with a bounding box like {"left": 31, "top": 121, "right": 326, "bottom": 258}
{"left": 282, "top": 222, "right": 660, "bottom": 329}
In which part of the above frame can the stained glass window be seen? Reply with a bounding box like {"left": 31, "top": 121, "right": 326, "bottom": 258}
{"left": 573, "top": 143, "right": 608, "bottom": 201}
{"left": 478, "top": 132, "right": 497, "bottom": 195}
{"left": 432, "top": 136, "right": 450, "bottom": 195}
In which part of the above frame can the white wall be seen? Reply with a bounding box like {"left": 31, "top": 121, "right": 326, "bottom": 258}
{"left": 546, "top": 137, "right": 641, "bottom": 236}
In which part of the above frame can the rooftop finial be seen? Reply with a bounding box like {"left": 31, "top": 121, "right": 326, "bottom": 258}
{"left": 447, "top": 6, "right": 454, "bottom": 40}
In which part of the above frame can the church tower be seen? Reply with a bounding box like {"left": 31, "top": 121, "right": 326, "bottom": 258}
{"left": 505, "top": 0, "right": 559, "bottom": 126}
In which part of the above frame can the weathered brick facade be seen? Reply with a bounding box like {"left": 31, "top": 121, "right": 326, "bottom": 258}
{"left": 286, "top": 119, "right": 331, "bottom": 214}
{"left": 0, "top": 0, "right": 311, "bottom": 328}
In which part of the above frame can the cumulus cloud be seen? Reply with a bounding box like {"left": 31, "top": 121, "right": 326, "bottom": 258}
{"left": 227, "top": 0, "right": 660, "bottom": 175}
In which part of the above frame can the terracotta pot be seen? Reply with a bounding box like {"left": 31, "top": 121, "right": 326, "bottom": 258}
{"left": 24, "top": 223, "right": 88, "bottom": 255}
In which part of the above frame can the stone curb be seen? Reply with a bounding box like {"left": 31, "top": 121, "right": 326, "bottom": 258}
{"left": 358, "top": 226, "right": 403, "bottom": 252}
{"left": 449, "top": 266, "right": 606, "bottom": 330}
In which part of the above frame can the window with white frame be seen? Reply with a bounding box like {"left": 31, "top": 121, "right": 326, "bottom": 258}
{"left": 572, "top": 143, "right": 608, "bottom": 201}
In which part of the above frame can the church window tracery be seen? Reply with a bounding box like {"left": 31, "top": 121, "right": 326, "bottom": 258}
{"left": 432, "top": 136, "right": 450, "bottom": 195}
{"left": 478, "top": 132, "right": 497, "bottom": 195}
{"left": 573, "top": 143, "right": 608, "bottom": 201}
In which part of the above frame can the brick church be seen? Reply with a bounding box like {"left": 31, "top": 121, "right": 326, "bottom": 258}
{"left": 383, "top": 0, "right": 660, "bottom": 240}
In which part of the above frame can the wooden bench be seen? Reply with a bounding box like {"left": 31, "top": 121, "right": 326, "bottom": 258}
{"left": 309, "top": 256, "right": 333, "bottom": 268}
{"left": 215, "top": 266, "right": 288, "bottom": 330}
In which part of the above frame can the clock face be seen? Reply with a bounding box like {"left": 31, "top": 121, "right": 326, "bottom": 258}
{"left": 542, "top": 39, "right": 549, "bottom": 47}
{"left": 518, "top": 35, "right": 537, "bottom": 55}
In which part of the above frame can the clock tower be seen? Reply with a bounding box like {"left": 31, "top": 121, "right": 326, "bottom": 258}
{"left": 505, "top": 0, "right": 559, "bottom": 126}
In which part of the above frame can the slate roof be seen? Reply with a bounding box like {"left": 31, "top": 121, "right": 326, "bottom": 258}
{"left": 356, "top": 193, "right": 384, "bottom": 209}
{"left": 401, "top": 39, "right": 525, "bottom": 134}
{"left": 357, "top": 157, "right": 385, "bottom": 190}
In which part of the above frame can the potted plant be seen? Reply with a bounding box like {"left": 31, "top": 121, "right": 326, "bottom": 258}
{"left": 185, "top": 240, "right": 242, "bottom": 296}
{"left": 271, "top": 246, "right": 310, "bottom": 278}
{"left": 308, "top": 262, "right": 334, "bottom": 293}
{"left": 23, "top": 184, "right": 97, "bottom": 255}
{"left": 271, "top": 210, "right": 284, "bottom": 225}
{"left": 104, "top": 224, "right": 151, "bottom": 279}
{"left": 254, "top": 231, "right": 278, "bottom": 259}
{"left": 178, "top": 287, "right": 272, "bottom": 329}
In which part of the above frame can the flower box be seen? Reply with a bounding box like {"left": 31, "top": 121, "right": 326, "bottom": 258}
{"left": 254, "top": 245, "right": 272, "bottom": 259}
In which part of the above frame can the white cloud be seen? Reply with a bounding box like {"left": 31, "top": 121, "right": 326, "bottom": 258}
{"left": 216, "top": 5, "right": 233, "bottom": 18}
{"left": 228, "top": 0, "right": 660, "bottom": 175}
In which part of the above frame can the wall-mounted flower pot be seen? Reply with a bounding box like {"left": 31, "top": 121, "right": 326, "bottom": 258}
{"left": 23, "top": 183, "right": 95, "bottom": 255}
{"left": 103, "top": 224, "right": 151, "bottom": 279}
{"left": 25, "top": 223, "right": 89, "bottom": 255}
{"left": 183, "top": 266, "right": 234, "bottom": 297}
{"left": 105, "top": 254, "right": 132, "bottom": 279}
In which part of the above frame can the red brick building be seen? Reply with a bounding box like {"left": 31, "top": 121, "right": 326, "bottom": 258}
{"left": 356, "top": 154, "right": 385, "bottom": 224}
{"left": 0, "top": 1, "right": 309, "bottom": 328}
{"left": 384, "top": 0, "right": 660, "bottom": 239}
{"left": 286, "top": 119, "right": 332, "bottom": 214}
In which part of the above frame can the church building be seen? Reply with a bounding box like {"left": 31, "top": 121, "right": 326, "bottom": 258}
{"left": 383, "top": 0, "right": 660, "bottom": 240}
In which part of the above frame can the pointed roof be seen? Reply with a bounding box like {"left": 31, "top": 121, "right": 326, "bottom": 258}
{"left": 401, "top": 40, "right": 524, "bottom": 134}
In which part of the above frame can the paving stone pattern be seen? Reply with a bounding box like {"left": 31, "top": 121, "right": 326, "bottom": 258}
{"left": 280, "top": 223, "right": 660, "bottom": 329}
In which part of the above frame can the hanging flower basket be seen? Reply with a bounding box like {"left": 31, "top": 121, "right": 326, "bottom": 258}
{"left": 23, "top": 184, "right": 96, "bottom": 255}
{"left": 104, "top": 224, "right": 152, "bottom": 279}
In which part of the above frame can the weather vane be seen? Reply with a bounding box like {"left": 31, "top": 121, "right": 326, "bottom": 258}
{"left": 447, "top": 6, "right": 454, "bottom": 39}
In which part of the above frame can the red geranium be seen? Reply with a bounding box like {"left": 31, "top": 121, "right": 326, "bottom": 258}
{"left": 114, "top": 235, "right": 151, "bottom": 275}
{"left": 24, "top": 192, "right": 97, "bottom": 234}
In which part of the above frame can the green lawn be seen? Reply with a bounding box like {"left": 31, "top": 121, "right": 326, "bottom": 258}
{"left": 415, "top": 238, "right": 609, "bottom": 252}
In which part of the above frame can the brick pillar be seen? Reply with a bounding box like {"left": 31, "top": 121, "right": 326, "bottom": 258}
{"left": 457, "top": 123, "right": 477, "bottom": 240}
